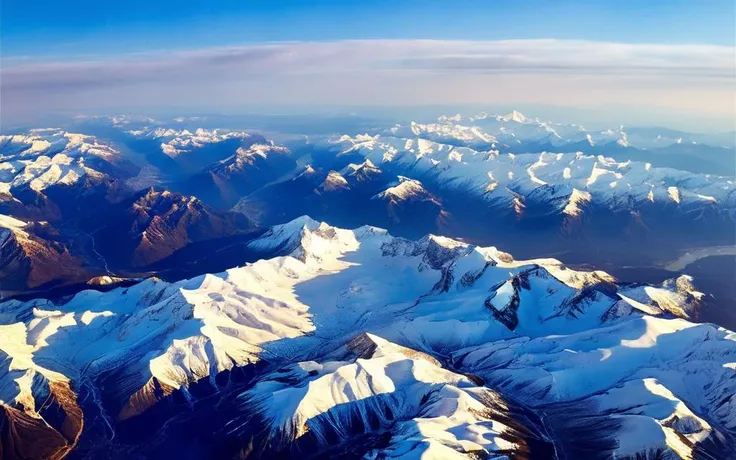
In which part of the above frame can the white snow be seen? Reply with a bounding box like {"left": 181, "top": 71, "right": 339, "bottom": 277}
{"left": 129, "top": 127, "right": 253, "bottom": 157}
{"left": 373, "top": 176, "right": 438, "bottom": 204}
{"left": 322, "top": 134, "right": 734, "bottom": 214}
{"left": 563, "top": 188, "right": 592, "bottom": 216}
{"left": 668, "top": 186, "right": 681, "bottom": 204}
{"left": 319, "top": 171, "right": 349, "bottom": 192}
{"left": 0, "top": 130, "right": 123, "bottom": 194}
{"left": 239, "top": 333, "right": 525, "bottom": 458}
{"left": 1, "top": 216, "right": 734, "bottom": 459}
{"left": 498, "top": 110, "right": 528, "bottom": 123}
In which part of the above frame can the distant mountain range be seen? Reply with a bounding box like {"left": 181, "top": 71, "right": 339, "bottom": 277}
{"left": 234, "top": 119, "right": 735, "bottom": 267}
{"left": 1, "top": 112, "right": 734, "bottom": 294}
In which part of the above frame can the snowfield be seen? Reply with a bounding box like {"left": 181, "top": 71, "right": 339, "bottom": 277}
{"left": 127, "top": 127, "right": 256, "bottom": 158}
{"left": 0, "top": 129, "right": 124, "bottom": 196}
{"left": 1, "top": 216, "right": 734, "bottom": 458}
{"left": 325, "top": 133, "right": 735, "bottom": 214}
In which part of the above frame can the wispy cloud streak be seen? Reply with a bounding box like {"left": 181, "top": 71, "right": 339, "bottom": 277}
{"left": 2, "top": 39, "right": 734, "bottom": 121}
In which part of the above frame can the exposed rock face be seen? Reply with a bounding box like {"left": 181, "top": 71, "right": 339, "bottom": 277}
{"left": 181, "top": 143, "right": 296, "bottom": 208}
{"left": 0, "top": 215, "right": 88, "bottom": 292}
{"left": 1, "top": 405, "right": 71, "bottom": 460}
{"left": 90, "top": 188, "right": 252, "bottom": 268}
{"left": 0, "top": 325, "right": 84, "bottom": 460}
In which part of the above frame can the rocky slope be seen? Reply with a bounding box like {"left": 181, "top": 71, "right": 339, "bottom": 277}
{"left": 0, "top": 214, "right": 89, "bottom": 293}
{"left": 180, "top": 142, "right": 296, "bottom": 208}
{"left": 87, "top": 187, "right": 253, "bottom": 268}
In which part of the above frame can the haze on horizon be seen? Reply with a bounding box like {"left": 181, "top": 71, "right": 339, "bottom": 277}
{"left": 1, "top": 0, "right": 735, "bottom": 131}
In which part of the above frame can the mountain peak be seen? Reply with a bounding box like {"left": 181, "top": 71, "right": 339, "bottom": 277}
{"left": 372, "top": 176, "right": 442, "bottom": 207}
{"left": 246, "top": 215, "right": 392, "bottom": 263}
{"left": 247, "top": 215, "right": 322, "bottom": 255}
{"left": 341, "top": 159, "right": 382, "bottom": 181}
{"left": 319, "top": 171, "right": 349, "bottom": 192}
{"left": 437, "top": 113, "right": 463, "bottom": 123}
{"left": 499, "top": 110, "right": 528, "bottom": 123}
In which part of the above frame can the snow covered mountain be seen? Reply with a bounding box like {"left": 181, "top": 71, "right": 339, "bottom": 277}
{"left": 434, "top": 110, "right": 628, "bottom": 149}
{"left": 327, "top": 133, "right": 734, "bottom": 212}
{"left": 180, "top": 142, "right": 296, "bottom": 208}
{"left": 234, "top": 130, "right": 735, "bottom": 266}
{"left": 124, "top": 126, "right": 270, "bottom": 177}
{"left": 234, "top": 160, "right": 454, "bottom": 238}
{"left": 0, "top": 129, "right": 138, "bottom": 221}
{"left": 437, "top": 110, "right": 735, "bottom": 150}
{"left": 383, "top": 121, "right": 499, "bottom": 151}
{"left": 1, "top": 216, "right": 733, "bottom": 459}
{"left": 371, "top": 176, "right": 450, "bottom": 229}
{"left": 5, "top": 116, "right": 730, "bottom": 290}
{"left": 389, "top": 111, "right": 736, "bottom": 175}
{"left": 127, "top": 126, "right": 256, "bottom": 158}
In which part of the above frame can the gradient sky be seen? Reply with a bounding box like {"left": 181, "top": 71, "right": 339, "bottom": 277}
{"left": 2, "top": 0, "right": 735, "bottom": 129}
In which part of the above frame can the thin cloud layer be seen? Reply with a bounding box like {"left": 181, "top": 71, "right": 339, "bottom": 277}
{"left": 2, "top": 39, "right": 734, "bottom": 122}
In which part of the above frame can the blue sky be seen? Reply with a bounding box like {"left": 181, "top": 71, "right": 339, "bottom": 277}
{"left": 4, "top": 0, "right": 734, "bottom": 58}
{"left": 2, "top": 1, "right": 734, "bottom": 129}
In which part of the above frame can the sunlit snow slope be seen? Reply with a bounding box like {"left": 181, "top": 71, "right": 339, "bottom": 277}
{"left": 0, "top": 216, "right": 734, "bottom": 459}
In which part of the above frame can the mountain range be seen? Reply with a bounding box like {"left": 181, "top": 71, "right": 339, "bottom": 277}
{"left": 234, "top": 123, "right": 734, "bottom": 268}
{"left": 2, "top": 111, "right": 734, "bottom": 304}
{"left": 1, "top": 216, "right": 734, "bottom": 459}
{"left": 0, "top": 111, "right": 734, "bottom": 459}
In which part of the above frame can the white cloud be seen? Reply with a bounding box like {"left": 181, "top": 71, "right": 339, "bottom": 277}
{"left": 2, "top": 39, "right": 734, "bottom": 123}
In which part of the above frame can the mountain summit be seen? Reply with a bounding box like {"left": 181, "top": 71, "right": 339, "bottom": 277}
{"left": 499, "top": 110, "right": 529, "bottom": 123}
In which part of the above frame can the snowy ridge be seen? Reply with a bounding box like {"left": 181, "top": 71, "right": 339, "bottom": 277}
{"left": 383, "top": 121, "right": 499, "bottom": 150}
{"left": 219, "top": 143, "right": 290, "bottom": 172}
{"left": 0, "top": 216, "right": 733, "bottom": 458}
{"left": 127, "top": 126, "right": 254, "bottom": 157}
{"left": 498, "top": 110, "right": 529, "bottom": 124}
{"left": 1, "top": 130, "right": 120, "bottom": 161}
{"left": 428, "top": 110, "right": 699, "bottom": 150}
{"left": 373, "top": 176, "right": 440, "bottom": 204}
{"left": 0, "top": 322, "right": 83, "bottom": 458}
{"left": 393, "top": 111, "right": 609, "bottom": 149}
{"left": 0, "top": 130, "right": 124, "bottom": 196}
{"left": 452, "top": 316, "right": 736, "bottom": 458}
{"left": 234, "top": 333, "right": 534, "bottom": 458}
{"left": 340, "top": 158, "right": 382, "bottom": 182}
{"left": 327, "top": 134, "right": 735, "bottom": 214}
